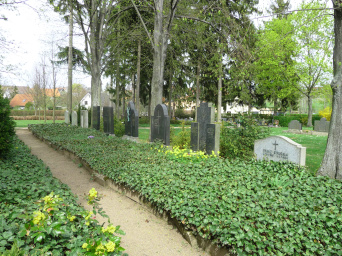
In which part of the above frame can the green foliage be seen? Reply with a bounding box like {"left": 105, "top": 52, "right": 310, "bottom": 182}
{"left": 274, "top": 114, "right": 321, "bottom": 127}
{"left": 170, "top": 121, "right": 190, "bottom": 149}
{"left": 28, "top": 123, "right": 342, "bottom": 255}
{"left": 0, "top": 137, "right": 126, "bottom": 255}
{"left": 220, "top": 115, "right": 270, "bottom": 160}
{"left": 10, "top": 110, "right": 65, "bottom": 117}
{"left": 0, "top": 92, "right": 15, "bottom": 158}
{"left": 174, "top": 108, "right": 194, "bottom": 119}
{"left": 139, "top": 116, "right": 150, "bottom": 124}
{"left": 114, "top": 117, "right": 125, "bottom": 137}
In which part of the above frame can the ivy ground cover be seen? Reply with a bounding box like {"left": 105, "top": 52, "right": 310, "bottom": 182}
{"left": 0, "top": 136, "right": 125, "bottom": 255}
{"left": 30, "top": 124, "right": 342, "bottom": 255}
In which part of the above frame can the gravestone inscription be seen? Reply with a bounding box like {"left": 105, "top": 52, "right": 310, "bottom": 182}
{"left": 125, "top": 101, "right": 139, "bottom": 137}
{"left": 254, "top": 135, "right": 306, "bottom": 166}
{"left": 92, "top": 106, "right": 100, "bottom": 130}
{"left": 151, "top": 104, "right": 170, "bottom": 145}
{"left": 191, "top": 102, "right": 220, "bottom": 155}
{"left": 103, "top": 106, "right": 114, "bottom": 135}
{"left": 288, "top": 120, "right": 302, "bottom": 130}
{"left": 72, "top": 111, "right": 77, "bottom": 126}
{"left": 64, "top": 110, "right": 70, "bottom": 124}
{"left": 81, "top": 110, "right": 88, "bottom": 128}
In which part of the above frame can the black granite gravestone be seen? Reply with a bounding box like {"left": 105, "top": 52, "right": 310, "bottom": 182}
{"left": 103, "top": 106, "right": 114, "bottom": 134}
{"left": 151, "top": 104, "right": 170, "bottom": 145}
{"left": 125, "top": 101, "right": 139, "bottom": 137}
{"left": 191, "top": 102, "right": 220, "bottom": 154}
{"left": 92, "top": 106, "right": 100, "bottom": 130}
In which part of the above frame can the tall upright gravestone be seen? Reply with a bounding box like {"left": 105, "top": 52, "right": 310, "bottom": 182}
{"left": 151, "top": 104, "right": 170, "bottom": 145}
{"left": 103, "top": 106, "right": 114, "bottom": 135}
{"left": 92, "top": 106, "right": 100, "bottom": 130}
{"left": 64, "top": 110, "right": 70, "bottom": 124}
{"left": 191, "top": 102, "right": 220, "bottom": 155}
{"left": 72, "top": 111, "right": 78, "bottom": 126}
{"left": 125, "top": 101, "right": 139, "bottom": 137}
{"left": 81, "top": 110, "right": 88, "bottom": 128}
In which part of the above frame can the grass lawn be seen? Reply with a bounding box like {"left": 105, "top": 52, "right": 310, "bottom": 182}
{"left": 15, "top": 120, "right": 64, "bottom": 127}
{"left": 270, "top": 127, "right": 327, "bottom": 175}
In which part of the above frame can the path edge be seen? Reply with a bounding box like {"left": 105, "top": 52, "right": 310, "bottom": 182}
{"left": 27, "top": 128, "right": 236, "bottom": 256}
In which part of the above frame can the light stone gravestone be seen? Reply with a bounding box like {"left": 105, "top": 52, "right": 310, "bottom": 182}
{"left": 254, "top": 136, "right": 306, "bottom": 166}
{"left": 92, "top": 106, "right": 100, "bottom": 130}
{"left": 72, "top": 111, "right": 77, "bottom": 126}
{"left": 81, "top": 110, "right": 88, "bottom": 128}
{"left": 103, "top": 106, "right": 114, "bottom": 135}
{"left": 288, "top": 120, "right": 302, "bottom": 130}
{"left": 64, "top": 110, "right": 70, "bottom": 124}
{"left": 125, "top": 101, "right": 139, "bottom": 137}
{"left": 151, "top": 104, "right": 170, "bottom": 145}
{"left": 191, "top": 102, "right": 220, "bottom": 155}
{"left": 314, "top": 118, "right": 330, "bottom": 133}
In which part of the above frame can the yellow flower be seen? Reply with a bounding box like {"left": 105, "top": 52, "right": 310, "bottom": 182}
{"left": 82, "top": 243, "right": 88, "bottom": 249}
{"left": 85, "top": 221, "right": 90, "bottom": 226}
{"left": 89, "top": 188, "right": 97, "bottom": 199}
{"left": 85, "top": 211, "right": 93, "bottom": 220}
{"left": 68, "top": 216, "right": 76, "bottom": 222}
{"left": 102, "top": 225, "right": 116, "bottom": 234}
{"left": 105, "top": 241, "right": 116, "bottom": 252}
{"left": 32, "top": 211, "right": 46, "bottom": 225}
{"left": 95, "top": 243, "right": 105, "bottom": 255}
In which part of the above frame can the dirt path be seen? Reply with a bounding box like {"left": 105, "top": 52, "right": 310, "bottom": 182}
{"left": 16, "top": 129, "right": 209, "bottom": 256}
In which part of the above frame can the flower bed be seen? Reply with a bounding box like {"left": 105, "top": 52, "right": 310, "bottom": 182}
{"left": 29, "top": 124, "right": 342, "bottom": 255}
{"left": 0, "top": 136, "right": 126, "bottom": 255}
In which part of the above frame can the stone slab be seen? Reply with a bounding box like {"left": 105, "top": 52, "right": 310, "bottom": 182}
{"left": 288, "top": 120, "right": 302, "bottom": 130}
{"left": 72, "top": 111, "right": 77, "bottom": 126}
{"left": 92, "top": 106, "right": 100, "bottom": 130}
{"left": 254, "top": 135, "right": 306, "bottom": 166}
{"left": 103, "top": 106, "right": 114, "bottom": 134}
{"left": 81, "top": 110, "right": 88, "bottom": 128}
{"left": 151, "top": 104, "right": 170, "bottom": 145}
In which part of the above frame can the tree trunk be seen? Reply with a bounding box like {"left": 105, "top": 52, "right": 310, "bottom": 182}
{"left": 136, "top": 39, "right": 141, "bottom": 115}
{"left": 195, "top": 60, "right": 201, "bottom": 122}
{"left": 274, "top": 99, "right": 278, "bottom": 116}
{"left": 217, "top": 56, "right": 223, "bottom": 122}
{"left": 168, "top": 71, "right": 172, "bottom": 118}
{"left": 317, "top": 2, "right": 342, "bottom": 179}
{"left": 116, "top": 63, "right": 120, "bottom": 119}
{"left": 67, "top": 2, "right": 73, "bottom": 117}
{"left": 307, "top": 94, "right": 313, "bottom": 127}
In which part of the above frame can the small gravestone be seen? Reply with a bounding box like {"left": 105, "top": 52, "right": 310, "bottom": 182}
{"left": 254, "top": 136, "right": 306, "bottom": 166}
{"left": 81, "top": 110, "right": 88, "bottom": 128}
{"left": 103, "top": 106, "right": 114, "bottom": 135}
{"left": 92, "top": 106, "right": 100, "bottom": 130}
{"left": 191, "top": 102, "right": 220, "bottom": 155}
{"left": 72, "top": 111, "right": 77, "bottom": 126}
{"left": 151, "top": 104, "right": 170, "bottom": 145}
{"left": 314, "top": 118, "right": 330, "bottom": 133}
{"left": 125, "top": 101, "right": 139, "bottom": 137}
{"left": 64, "top": 110, "right": 70, "bottom": 124}
{"left": 288, "top": 120, "right": 302, "bottom": 130}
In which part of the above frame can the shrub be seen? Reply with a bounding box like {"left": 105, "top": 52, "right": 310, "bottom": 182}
{"left": 170, "top": 121, "right": 191, "bottom": 149}
{"left": 319, "top": 107, "right": 332, "bottom": 121}
{"left": 114, "top": 117, "right": 125, "bottom": 137}
{"left": 139, "top": 116, "right": 150, "bottom": 124}
{"left": 0, "top": 92, "right": 15, "bottom": 158}
{"left": 220, "top": 114, "right": 269, "bottom": 160}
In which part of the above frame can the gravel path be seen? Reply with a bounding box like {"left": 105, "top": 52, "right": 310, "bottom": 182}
{"left": 16, "top": 128, "right": 209, "bottom": 256}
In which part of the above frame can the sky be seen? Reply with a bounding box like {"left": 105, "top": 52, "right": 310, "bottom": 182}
{"left": 0, "top": 0, "right": 333, "bottom": 89}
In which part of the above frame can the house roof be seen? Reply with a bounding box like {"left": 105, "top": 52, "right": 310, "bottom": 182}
{"left": 10, "top": 94, "right": 34, "bottom": 108}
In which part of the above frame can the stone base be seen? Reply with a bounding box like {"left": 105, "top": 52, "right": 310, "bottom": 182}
{"left": 122, "top": 135, "right": 140, "bottom": 143}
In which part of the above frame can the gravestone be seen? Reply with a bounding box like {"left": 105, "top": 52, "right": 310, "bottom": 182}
{"left": 103, "top": 106, "right": 114, "bottom": 135}
{"left": 64, "top": 110, "right": 70, "bottom": 124}
{"left": 151, "top": 104, "right": 170, "bottom": 145}
{"left": 92, "top": 106, "right": 100, "bottom": 130}
{"left": 314, "top": 118, "right": 330, "bottom": 133}
{"left": 125, "top": 101, "right": 139, "bottom": 137}
{"left": 288, "top": 120, "right": 302, "bottom": 130}
{"left": 191, "top": 102, "right": 220, "bottom": 155}
{"left": 81, "top": 110, "right": 88, "bottom": 128}
{"left": 72, "top": 111, "right": 77, "bottom": 126}
{"left": 254, "top": 135, "right": 306, "bottom": 166}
